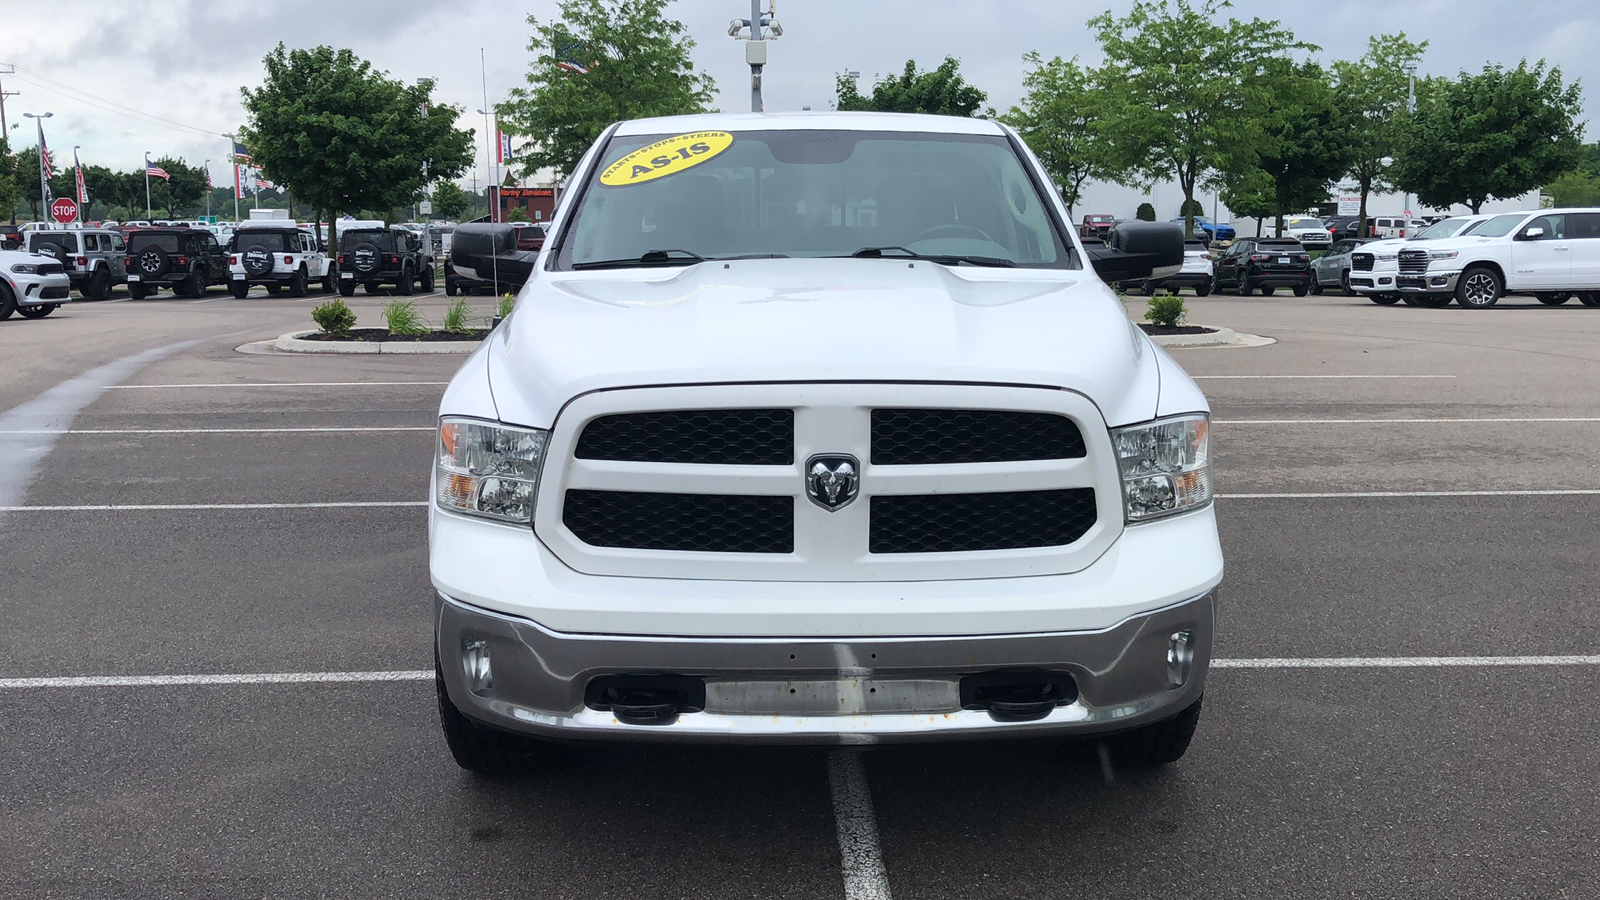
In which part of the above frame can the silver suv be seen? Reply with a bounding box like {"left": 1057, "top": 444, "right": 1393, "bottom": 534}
{"left": 25, "top": 228, "right": 128, "bottom": 300}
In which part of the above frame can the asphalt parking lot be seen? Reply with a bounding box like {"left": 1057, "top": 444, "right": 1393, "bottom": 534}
{"left": 3, "top": 288, "right": 1599, "bottom": 899}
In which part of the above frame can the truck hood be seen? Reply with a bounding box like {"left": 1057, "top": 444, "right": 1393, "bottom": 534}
{"left": 480, "top": 258, "right": 1165, "bottom": 429}
{"left": 1399, "top": 235, "right": 1497, "bottom": 252}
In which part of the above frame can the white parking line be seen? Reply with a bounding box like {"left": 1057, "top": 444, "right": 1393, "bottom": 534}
{"left": 1216, "top": 417, "right": 1600, "bottom": 425}
{"left": 828, "top": 751, "right": 893, "bottom": 900}
{"left": 0, "top": 427, "right": 433, "bottom": 435}
{"left": 0, "top": 501, "right": 426, "bottom": 512}
{"left": 5, "top": 654, "right": 1597, "bottom": 690}
{"left": 1219, "top": 490, "right": 1600, "bottom": 499}
{"left": 106, "top": 382, "right": 450, "bottom": 389}
{"left": 1192, "top": 374, "right": 1456, "bottom": 380}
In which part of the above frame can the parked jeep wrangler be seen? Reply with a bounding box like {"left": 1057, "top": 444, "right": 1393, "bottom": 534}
{"left": 124, "top": 228, "right": 230, "bottom": 299}
{"left": 26, "top": 228, "right": 128, "bottom": 300}
{"left": 227, "top": 223, "right": 336, "bottom": 298}
{"left": 337, "top": 227, "right": 435, "bottom": 296}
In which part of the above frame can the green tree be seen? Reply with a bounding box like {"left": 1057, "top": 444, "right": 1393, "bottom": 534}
{"left": 1217, "top": 166, "right": 1275, "bottom": 236}
{"left": 240, "top": 44, "right": 474, "bottom": 250}
{"left": 1330, "top": 34, "right": 1427, "bottom": 236}
{"left": 836, "top": 57, "right": 990, "bottom": 117}
{"left": 1135, "top": 202, "right": 1156, "bottom": 222}
{"left": 431, "top": 181, "right": 472, "bottom": 221}
{"left": 1395, "top": 60, "right": 1584, "bottom": 213}
{"left": 1545, "top": 170, "right": 1600, "bottom": 207}
{"left": 1226, "top": 59, "right": 1351, "bottom": 231}
{"left": 1088, "top": 0, "right": 1311, "bottom": 239}
{"left": 499, "top": 0, "right": 715, "bottom": 179}
{"left": 0, "top": 137, "right": 18, "bottom": 225}
{"left": 1001, "top": 52, "right": 1110, "bottom": 218}
{"left": 147, "top": 157, "right": 207, "bottom": 218}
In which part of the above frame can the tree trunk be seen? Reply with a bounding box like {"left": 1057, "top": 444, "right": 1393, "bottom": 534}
{"left": 1357, "top": 178, "right": 1372, "bottom": 238}
{"left": 1468, "top": 199, "right": 1482, "bottom": 214}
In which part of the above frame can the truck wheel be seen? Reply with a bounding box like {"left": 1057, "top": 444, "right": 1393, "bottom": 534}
{"left": 229, "top": 282, "right": 249, "bottom": 299}
{"left": 1369, "top": 293, "right": 1401, "bottom": 306}
{"left": 1102, "top": 696, "right": 1203, "bottom": 767}
{"left": 128, "top": 283, "right": 150, "bottom": 300}
{"left": 1536, "top": 292, "right": 1570, "bottom": 306}
{"left": 1309, "top": 277, "right": 1323, "bottom": 295}
{"left": 435, "top": 655, "right": 553, "bottom": 777}
{"left": 1236, "top": 273, "right": 1251, "bottom": 296}
{"left": 445, "top": 275, "right": 459, "bottom": 297}
{"left": 1454, "top": 266, "right": 1502, "bottom": 309}
{"left": 17, "top": 304, "right": 57, "bottom": 319}
{"left": 396, "top": 269, "right": 415, "bottom": 296}
{"left": 288, "top": 267, "right": 309, "bottom": 298}
{"left": 421, "top": 266, "right": 437, "bottom": 293}
{"left": 0, "top": 282, "right": 15, "bottom": 319}
{"left": 1340, "top": 272, "right": 1352, "bottom": 296}
{"left": 1140, "top": 280, "right": 1156, "bottom": 296}
{"left": 322, "top": 269, "right": 336, "bottom": 293}
{"left": 1259, "top": 286, "right": 1276, "bottom": 296}
{"left": 86, "top": 267, "right": 112, "bottom": 300}
{"left": 1292, "top": 284, "right": 1308, "bottom": 297}
{"left": 1579, "top": 292, "right": 1600, "bottom": 308}
{"left": 264, "top": 282, "right": 281, "bottom": 296}
{"left": 338, "top": 280, "right": 355, "bottom": 298}
{"left": 1195, "top": 282, "right": 1211, "bottom": 297}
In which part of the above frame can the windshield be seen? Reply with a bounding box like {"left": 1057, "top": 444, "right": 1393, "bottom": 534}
{"left": 1414, "top": 218, "right": 1466, "bottom": 240}
{"left": 1472, "top": 214, "right": 1528, "bottom": 238}
{"left": 28, "top": 233, "right": 77, "bottom": 254}
{"left": 1460, "top": 218, "right": 1491, "bottom": 235}
{"left": 234, "top": 231, "right": 290, "bottom": 252}
{"left": 342, "top": 230, "right": 396, "bottom": 251}
{"left": 1286, "top": 219, "right": 1320, "bottom": 228}
{"left": 559, "top": 129, "right": 1072, "bottom": 269}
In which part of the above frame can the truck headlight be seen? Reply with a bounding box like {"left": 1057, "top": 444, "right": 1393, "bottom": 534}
{"left": 435, "top": 418, "right": 549, "bottom": 523}
{"left": 1111, "top": 414, "right": 1211, "bottom": 522}
{"left": 1429, "top": 250, "right": 1459, "bottom": 260}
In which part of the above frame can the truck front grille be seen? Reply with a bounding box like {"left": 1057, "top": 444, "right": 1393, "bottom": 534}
{"left": 1398, "top": 250, "right": 1430, "bottom": 274}
{"left": 1350, "top": 253, "right": 1374, "bottom": 271}
{"left": 869, "top": 489, "right": 1097, "bottom": 553}
{"left": 576, "top": 409, "right": 793, "bottom": 465}
{"left": 871, "top": 409, "right": 1086, "bottom": 464}
{"left": 563, "top": 489, "right": 794, "bottom": 553}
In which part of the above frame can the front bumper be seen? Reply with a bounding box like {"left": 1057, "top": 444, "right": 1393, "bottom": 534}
{"left": 1395, "top": 270, "right": 1461, "bottom": 293}
{"left": 436, "top": 589, "right": 1214, "bottom": 745}
{"left": 7, "top": 273, "right": 72, "bottom": 305}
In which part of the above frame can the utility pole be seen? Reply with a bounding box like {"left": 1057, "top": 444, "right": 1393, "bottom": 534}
{"left": 729, "top": 1, "right": 782, "bottom": 112}
{"left": 0, "top": 64, "right": 16, "bottom": 146}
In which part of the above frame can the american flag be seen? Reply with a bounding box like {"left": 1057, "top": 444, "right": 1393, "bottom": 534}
{"left": 146, "top": 160, "right": 171, "bottom": 181}
{"left": 232, "top": 140, "right": 251, "bottom": 163}
{"left": 256, "top": 172, "right": 275, "bottom": 190}
{"left": 554, "top": 38, "right": 591, "bottom": 74}
{"left": 40, "top": 138, "right": 56, "bottom": 178}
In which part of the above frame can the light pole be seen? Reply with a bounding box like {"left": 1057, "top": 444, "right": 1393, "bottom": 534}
{"left": 73, "top": 144, "right": 82, "bottom": 223}
{"left": 203, "top": 159, "right": 212, "bottom": 221}
{"left": 1402, "top": 62, "right": 1417, "bottom": 223}
{"left": 729, "top": 1, "right": 782, "bottom": 112}
{"left": 23, "top": 112, "right": 52, "bottom": 225}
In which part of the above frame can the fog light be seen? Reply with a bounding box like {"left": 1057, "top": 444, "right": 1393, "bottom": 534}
{"left": 463, "top": 638, "right": 493, "bottom": 692}
{"left": 1167, "top": 631, "right": 1194, "bottom": 687}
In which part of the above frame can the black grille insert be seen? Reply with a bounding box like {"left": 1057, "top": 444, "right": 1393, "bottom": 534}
{"left": 576, "top": 409, "right": 793, "bottom": 465}
{"left": 870, "top": 489, "right": 1097, "bottom": 554}
{"left": 1350, "top": 253, "right": 1374, "bottom": 272}
{"left": 872, "top": 409, "right": 1086, "bottom": 465}
{"left": 564, "top": 490, "right": 793, "bottom": 553}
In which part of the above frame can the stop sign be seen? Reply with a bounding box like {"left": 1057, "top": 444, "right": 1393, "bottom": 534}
{"left": 50, "top": 197, "right": 79, "bottom": 224}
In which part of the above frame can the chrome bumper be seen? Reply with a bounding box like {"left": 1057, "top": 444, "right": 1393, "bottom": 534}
{"left": 1395, "top": 270, "right": 1462, "bottom": 293}
{"left": 435, "top": 589, "right": 1214, "bottom": 745}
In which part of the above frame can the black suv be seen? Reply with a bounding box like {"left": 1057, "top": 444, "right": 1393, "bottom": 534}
{"left": 124, "top": 228, "right": 230, "bottom": 298}
{"left": 337, "top": 227, "right": 435, "bottom": 296}
{"left": 1213, "top": 237, "right": 1312, "bottom": 296}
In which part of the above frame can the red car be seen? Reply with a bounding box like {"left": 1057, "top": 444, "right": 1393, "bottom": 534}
{"left": 1079, "top": 214, "right": 1116, "bottom": 240}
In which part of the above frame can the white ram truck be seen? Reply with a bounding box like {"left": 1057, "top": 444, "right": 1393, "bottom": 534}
{"left": 1348, "top": 214, "right": 1493, "bottom": 305}
{"left": 429, "top": 112, "right": 1222, "bottom": 775}
{"left": 1391, "top": 209, "right": 1600, "bottom": 308}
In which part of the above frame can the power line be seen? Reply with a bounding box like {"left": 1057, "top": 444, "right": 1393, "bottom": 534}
{"left": 7, "top": 66, "right": 223, "bottom": 140}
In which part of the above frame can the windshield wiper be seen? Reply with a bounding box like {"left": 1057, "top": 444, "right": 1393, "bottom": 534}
{"left": 847, "top": 246, "right": 1016, "bottom": 267}
{"left": 571, "top": 248, "right": 707, "bottom": 270}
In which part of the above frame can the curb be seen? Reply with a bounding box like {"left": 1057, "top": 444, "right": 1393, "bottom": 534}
{"left": 273, "top": 330, "right": 479, "bottom": 355}
{"left": 1146, "top": 325, "right": 1276, "bottom": 349}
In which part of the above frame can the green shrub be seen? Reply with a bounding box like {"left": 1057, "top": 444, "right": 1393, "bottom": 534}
{"left": 311, "top": 298, "right": 356, "bottom": 335}
{"left": 1144, "top": 294, "right": 1187, "bottom": 328}
{"left": 1135, "top": 202, "right": 1157, "bottom": 222}
{"left": 1179, "top": 198, "right": 1205, "bottom": 217}
{"left": 498, "top": 293, "right": 516, "bottom": 319}
{"left": 442, "top": 298, "right": 473, "bottom": 334}
{"left": 383, "top": 300, "right": 429, "bottom": 336}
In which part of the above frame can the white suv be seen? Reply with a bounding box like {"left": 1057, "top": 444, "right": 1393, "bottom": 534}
{"left": 1278, "top": 216, "right": 1332, "bottom": 250}
{"left": 1393, "top": 209, "right": 1600, "bottom": 308}
{"left": 429, "top": 112, "right": 1221, "bottom": 775}
{"left": 226, "top": 223, "right": 336, "bottom": 298}
{"left": 1348, "top": 215, "right": 1495, "bottom": 304}
{"left": 0, "top": 248, "right": 73, "bottom": 319}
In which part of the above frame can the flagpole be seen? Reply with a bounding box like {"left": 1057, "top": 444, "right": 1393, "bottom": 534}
{"left": 34, "top": 115, "right": 50, "bottom": 226}
{"left": 204, "top": 159, "right": 211, "bottom": 221}
{"left": 73, "top": 146, "right": 83, "bottom": 224}
{"left": 144, "top": 152, "right": 152, "bottom": 220}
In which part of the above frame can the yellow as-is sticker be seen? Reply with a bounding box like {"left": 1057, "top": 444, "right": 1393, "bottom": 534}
{"left": 599, "top": 131, "right": 735, "bottom": 187}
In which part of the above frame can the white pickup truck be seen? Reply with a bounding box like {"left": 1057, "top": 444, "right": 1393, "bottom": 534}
{"left": 1348, "top": 214, "right": 1493, "bottom": 305}
{"left": 429, "top": 112, "right": 1221, "bottom": 775}
{"left": 1391, "top": 208, "right": 1600, "bottom": 308}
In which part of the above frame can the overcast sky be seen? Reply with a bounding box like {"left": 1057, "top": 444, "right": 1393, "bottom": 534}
{"left": 1, "top": 0, "right": 1589, "bottom": 221}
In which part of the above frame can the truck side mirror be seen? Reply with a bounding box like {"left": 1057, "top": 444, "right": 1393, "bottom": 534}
{"left": 1517, "top": 226, "right": 1545, "bottom": 241}
{"left": 1086, "top": 221, "right": 1185, "bottom": 283}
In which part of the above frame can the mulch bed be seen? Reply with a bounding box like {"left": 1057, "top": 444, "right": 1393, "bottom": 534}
{"left": 301, "top": 328, "right": 489, "bottom": 343}
{"left": 1138, "top": 324, "right": 1217, "bottom": 336}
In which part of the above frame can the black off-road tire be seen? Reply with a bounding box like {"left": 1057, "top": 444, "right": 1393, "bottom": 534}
{"left": 435, "top": 656, "right": 553, "bottom": 777}
{"left": 1236, "top": 273, "right": 1251, "bottom": 296}
{"left": 396, "top": 269, "right": 415, "bottom": 296}
{"left": 229, "top": 282, "right": 249, "bottom": 299}
{"left": 445, "top": 275, "right": 459, "bottom": 297}
{"left": 1195, "top": 282, "right": 1211, "bottom": 297}
{"left": 321, "top": 269, "right": 336, "bottom": 293}
{"left": 1579, "top": 292, "right": 1600, "bottom": 308}
{"left": 1536, "top": 292, "right": 1570, "bottom": 306}
{"left": 288, "top": 267, "right": 309, "bottom": 298}
{"left": 1292, "top": 284, "right": 1308, "bottom": 297}
{"left": 1340, "top": 272, "right": 1353, "bottom": 296}
{"left": 1309, "top": 277, "right": 1323, "bottom": 295}
{"left": 17, "top": 303, "right": 57, "bottom": 319}
{"left": 86, "top": 267, "right": 113, "bottom": 300}
{"left": 0, "top": 282, "right": 16, "bottom": 319}
{"left": 364, "top": 281, "right": 382, "bottom": 295}
{"left": 337, "top": 280, "right": 355, "bottom": 298}
{"left": 1369, "top": 293, "right": 1401, "bottom": 306}
{"left": 128, "top": 283, "right": 151, "bottom": 300}
{"left": 180, "top": 271, "right": 207, "bottom": 299}
{"left": 1454, "top": 266, "right": 1502, "bottom": 309}
{"left": 1103, "top": 695, "right": 1203, "bottom": 767}
{"left": 264, "top": 282, "right": 282, "bottom": 296}
{"left": 421, "top": 266, "right": 436, "bottom": 293}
